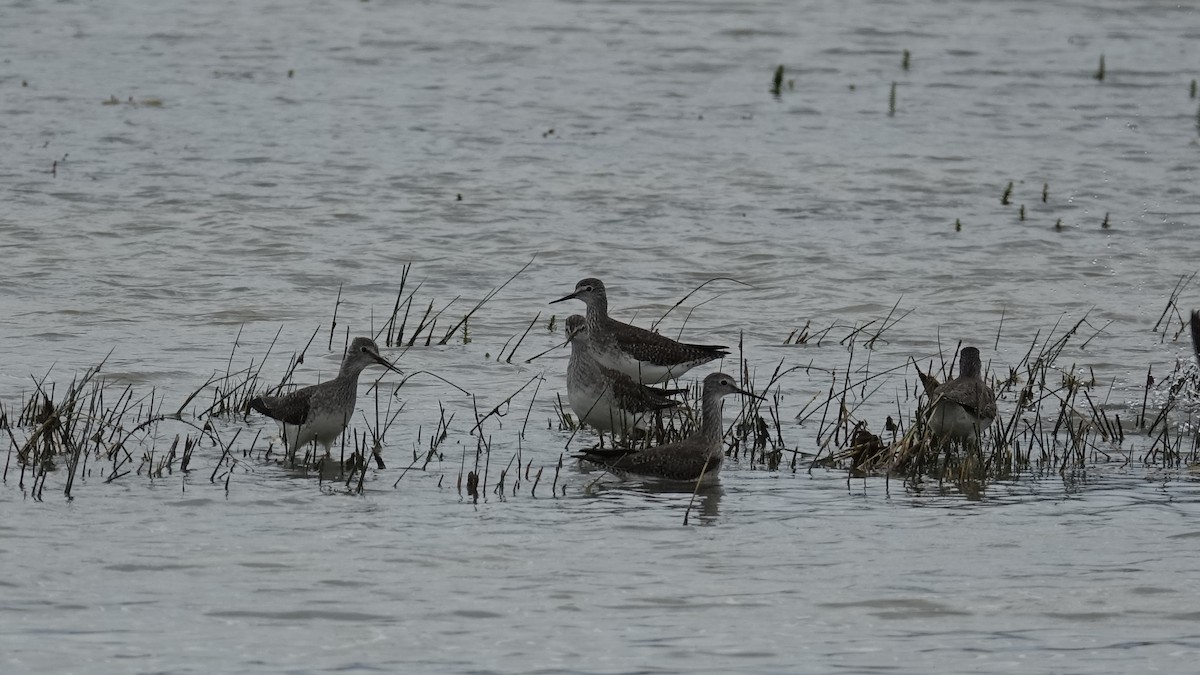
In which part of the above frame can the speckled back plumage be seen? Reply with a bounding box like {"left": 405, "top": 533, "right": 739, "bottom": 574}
{"left": 565, "top": 315, "right": 685, "bottom": 434}
{"left": 552, "top": 278, "right": 728, "bottom": 384}
{"left": 247, "top": 337, "right": 399, "bottom": 454}
{"left": 580, "top": 443, "right": 724, "bottom": 483}
{"left": 576, "top": 372, "right": 761, "bottom": 483}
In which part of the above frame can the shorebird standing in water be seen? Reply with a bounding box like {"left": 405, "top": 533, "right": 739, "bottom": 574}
{"left": 248, "top": 337, "right": 401, "bottom": 458}
{"left": 550, "top": 277, "right": 728, "bottom": 384}
{"left": 925, "top": 346, "right": 996, "bottom": 443}
{"left": 564, "top": 315, "right": 686, "bottom": 435}
{"left": 577, "top": 372, "right": 763, "bottom": 483}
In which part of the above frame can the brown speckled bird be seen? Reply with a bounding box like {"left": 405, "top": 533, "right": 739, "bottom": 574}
{"left": 577, "top": 372, "right": 762, "bottom": 483}
{"left": 926, "top": 346, "right": 996, "bottom": 442}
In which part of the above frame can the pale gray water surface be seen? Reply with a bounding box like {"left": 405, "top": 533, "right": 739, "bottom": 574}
{"left": 3, "top": 0, "right": 1200, "bottom": 672}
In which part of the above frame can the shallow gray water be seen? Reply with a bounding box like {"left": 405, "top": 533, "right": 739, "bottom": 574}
{"left": 4, "top": 0, "right": 1200, "bottom": 672}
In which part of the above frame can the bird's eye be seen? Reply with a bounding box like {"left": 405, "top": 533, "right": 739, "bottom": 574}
{"left": 360, "top": 346, "right": 370, "bottom": 353}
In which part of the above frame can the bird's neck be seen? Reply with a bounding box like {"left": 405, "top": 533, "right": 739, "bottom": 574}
{"left": 566, "top": 341, "right": 581, "bottom": 373}
{"left": 700, "top": 393, "right": 726, "bottom": 444}
{"left": 338, "top": 360, "right": 367, "bottom": 381}
{"left": 585, "top": 297, "right": 609, "bottom": 325}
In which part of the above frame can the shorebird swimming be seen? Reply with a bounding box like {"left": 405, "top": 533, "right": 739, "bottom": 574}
{"left": 576, "top": 372, "right": 763, "bottom": 483}
{"left": 564, "top": 315, "right": 686, "bottom": 435}
{"left": 248, "top": 337, "right": 401, "bottom": 457}
{"left": 926, "top": 346, "right": 996, "bottom": 443}
{"left": 550, "top": 277, "right": 728, "bottom": 384}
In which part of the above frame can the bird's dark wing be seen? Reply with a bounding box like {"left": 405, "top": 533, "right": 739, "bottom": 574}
{"left": 248, "top": 385, "right": 313, "bottom": 426}
{"left": 578, "top": 442, "right": 717, "bottom": 482}
{"left": 602, "top": 366, "right": 683, "bottom": 412}
{"left": 607, "top": 321, "right": 728, "bottom": 366}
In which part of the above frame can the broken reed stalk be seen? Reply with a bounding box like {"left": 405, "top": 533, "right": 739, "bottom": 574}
{"left": 467, "top": 375, "right": 541, "bottom": 436}
{"left": 381, "top": 259, "right": 534, "bottom": 348}
{"left": 864, "top": 296, "right": 910, "bottom": 349}
{"left": 1152, "top": 272, "right": 1196, "bottom": 340}
{"left": 385, "top": 263, "right": 412, "bottom": 346}
{"left": 437, "top": 257, "right": 533, "bottom": 345}
{"left": 504, "top": 314, "right": 540, "bottom": 363}
{"left": 649, "top": 277, "right": 750, "bottom": 333}
{"left": 682, "top": 454, "right": 712, "bottom": 526}
{"left": 211, "top": 325, "right": 322, "bottom": 422}
{"left": 328, "top": 283, "right": 343, "bottom": 350}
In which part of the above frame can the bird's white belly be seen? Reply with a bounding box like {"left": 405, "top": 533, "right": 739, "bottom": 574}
{"left": 591, "top": 347, "right": 683, "bottom": 385}
{"left": 567, "top": 381, "right": 650, "bottom": 434}
{"left": 278, "top": 409, "right": 352, "bottom": 453}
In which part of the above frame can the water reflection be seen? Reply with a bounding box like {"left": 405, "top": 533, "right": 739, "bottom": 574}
{"left": 583, "top": 474, "right": 724, "bottom": 524}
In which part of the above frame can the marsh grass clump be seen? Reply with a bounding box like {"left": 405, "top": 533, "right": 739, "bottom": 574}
{"left": 381, "top": 260, "right": 531, "bottom": 349}
{"left": 205, "top": 325, "right": 311, "bottom": 420}
{"left": 1001, "top": 181, "right": 1013, "bottom": 205}
{"left": 730, "top": 360, "right": 796, "bottom": 471}
{"left": 771, "top": 65, "right": 784, "bottom": 97}
{"left": 808, "top": 305, "right": 1200, "bottom": 494}
{"left": 3, "top": 357, "right": 242, "bottom": 499}
{"left": 1151, "top": 272, "right": 1196, "bottom": 345}
{"left": 783, "top": 321, "right": 812, "bottom": 345}
{"left": 1094, "top": 55, "right": 1106, "bottom": 81}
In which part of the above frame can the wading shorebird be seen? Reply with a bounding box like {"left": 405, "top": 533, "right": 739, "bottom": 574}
{"left": 550, "top": 277, "right": 728, "bottom": 384}
{"left": 248, "top": 337, "right": 401, "bottom": 457}
{"left": 576, "top": 372, "right": 763, "bottom": 483}
{"left": 926, "top": 346, "right": 996, "bottom": 443}
{"left": 564, "top": 315, "right": 686, "bottom": 435}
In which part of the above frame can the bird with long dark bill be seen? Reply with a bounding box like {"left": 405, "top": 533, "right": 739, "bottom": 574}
{"left": 550, "top": 277, "right": 728, "bottom": 384}
{"left": 248, "top": 337, "right": 401, "bottom": 457}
